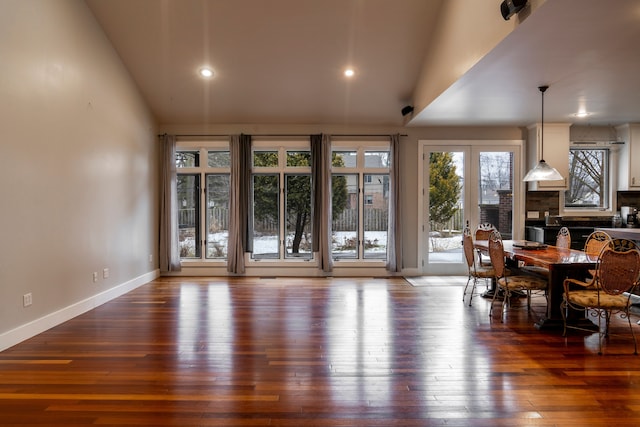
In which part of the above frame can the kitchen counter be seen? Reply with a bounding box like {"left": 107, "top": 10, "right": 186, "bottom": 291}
{"left": 595, "top": 227, "right": 640, "bottom": 241}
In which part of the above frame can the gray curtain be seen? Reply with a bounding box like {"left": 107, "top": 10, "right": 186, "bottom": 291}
{"left": 227, "top": 134, "right": 251, "bottom": 273}
{"left": 312, "top": 134, "right": 333, "bottom": 272}
{"left": 241, "top": 134, "right": 253, "bottom": 254}
{"left": 311, "top": 134, "right": 322, "bottom": 253}
{"left": 159, "top": 134, "right": 181, "bottom": 273}
{"left": 386, "top": 133, "right": 402, "bottom": 273}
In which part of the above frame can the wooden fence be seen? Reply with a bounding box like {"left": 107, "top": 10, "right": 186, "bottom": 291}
{"left": 178, "top": 207, "right": 391, "bottom": 233}
{"left": 431, "top": 209, "right": 464, "bottom": 234}
{"left": 333, "top": 208, "right": 388, "bottom": 231}
{"left": 179, "top": 208, "right": 228, "bottom": 231}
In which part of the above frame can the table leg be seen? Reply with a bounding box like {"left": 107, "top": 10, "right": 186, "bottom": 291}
{"left": 481, "top": 258, "right": 525, "bottom": 299}
{"left": 535, "top": 265, "right": 598, "bottom": 331}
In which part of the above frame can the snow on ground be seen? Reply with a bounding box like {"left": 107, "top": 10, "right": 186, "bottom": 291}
{"left": 181, "top": 231, "right": 390, "bottom": 257}
{"left": 182, "top": 230, "right": 462, "bottom": 258}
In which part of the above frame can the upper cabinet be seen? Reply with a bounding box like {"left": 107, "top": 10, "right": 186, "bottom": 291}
{"left": 526, "top": 123, "right": 570, "bottom": 190}
{"left": 616, "top": 124, "right": 640, "bottom": 190}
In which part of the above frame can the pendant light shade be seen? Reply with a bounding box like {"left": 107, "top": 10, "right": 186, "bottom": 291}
{"left": 522, "top": 158, "right": 564, "bottom": 181}
{"left": 523, "top": 85, "right": 564, "bottom": 182}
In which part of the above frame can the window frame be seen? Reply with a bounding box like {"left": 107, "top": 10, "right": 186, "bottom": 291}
{"left": 562, "top": 144, "right": 612, "bottom": 214}
{"left": 249, "top": 139, "right": 314, "bottom": 262}
{"left": 176, "top": 139, "right": 230, "bottom": 262}
{"left": 331, "top": 140, "right": 390, "bottom": 262}
{"left": 176, "top": 173, "right": 201, "bottom": 258}
{"left": 173, "top": 137, "right": 393, "bottom": 268}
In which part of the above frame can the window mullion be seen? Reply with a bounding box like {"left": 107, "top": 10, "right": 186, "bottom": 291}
{"left": 201, "top": 174, "right": 207, "bottom": 259}
{"left": 358, "top": 174, "right": 364, "bottom": 259}
{"left": 281, "top": 174, "right": 285, "bottom": 260}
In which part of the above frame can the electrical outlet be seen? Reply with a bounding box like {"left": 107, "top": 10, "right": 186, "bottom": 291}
{"left": 93, "top": 272, "right": 98, "bottom": 282}
{"left": 149, "top": 254, "right": 153, "bottom": 263}
{"left": 23, "top": 293, "right": 32, "bottom": 307}
{"left": 103, "top": 268, "right": 109, "bottom": 279}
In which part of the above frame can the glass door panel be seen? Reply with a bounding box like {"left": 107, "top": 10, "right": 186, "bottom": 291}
{"left": 477, "top": 151, "right": 514, "bottom": 239}
{"left": 421, "top": 143, "right": 521, "bottom": 275}
{"left": 363, "top": 173, "right": 389, "bottom": 259}
{"left": 425, "top": 148, "right": 467, "bottom": 274}
{"left": 332, "top": 174, "right": 358, "bottom": 259}
{"left": 252, "top": 174, "right": 280, "bottom": 259}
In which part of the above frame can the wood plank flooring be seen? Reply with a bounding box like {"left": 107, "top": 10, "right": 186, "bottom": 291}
{"left": 1, "top": 276, "right": 640, "bottom": 426}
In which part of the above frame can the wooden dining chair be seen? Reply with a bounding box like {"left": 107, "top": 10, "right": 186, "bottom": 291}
{"left": 474, "top": 223, "right": 496, "bottom": 266}
{"left": 584, "top": 231, "right": 612, "bottom": 256}
{"left": 555, "top": 226, "right": 571, "bottom": 249}
{"left": 582, "top": 231, "right": 612, "bottom": 284}
{"left": 561, "top": 244, "right": 640, "bottom": 355}
{"left": 462, "top": 226, "right": 495, "bottom": 306}
{"left": 488, "top": 230, "right": 549, "bottom": 322}
{"left": 521, "top": 226, "right": 571, "bottom": 278}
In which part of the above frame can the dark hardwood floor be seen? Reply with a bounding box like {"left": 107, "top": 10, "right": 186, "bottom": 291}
{"left": 1, "top": 276, "right": 640, "bottom": 426}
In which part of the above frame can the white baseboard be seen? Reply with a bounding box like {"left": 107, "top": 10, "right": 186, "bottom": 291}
{"left": 399, "top": 267, "right": 421, "bottom": 276}
{"left": 0, "top": 269, "right": 159, "bottom": 352}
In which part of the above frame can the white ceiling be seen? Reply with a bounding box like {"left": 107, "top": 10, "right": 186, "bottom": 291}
{"left": 86, "top": 0, "right": 640, "bottom": 128}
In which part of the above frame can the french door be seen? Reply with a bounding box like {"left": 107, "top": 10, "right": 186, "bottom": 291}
{"left": 420, "top": 142, "right": 523, "bottom": 275}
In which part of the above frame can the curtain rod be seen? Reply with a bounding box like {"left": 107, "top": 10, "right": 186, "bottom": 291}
{"left": 158, "top": 133, "right": 407, "bottom": 138}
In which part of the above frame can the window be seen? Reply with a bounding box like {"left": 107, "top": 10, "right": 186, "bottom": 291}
{"left": 331, "top": 143, "right": 390, "bottom": 260}
{"left": 174, "top": 138, "right": 391, "bottom": 265}
{"left": 206, "top": 174, "right": 230, "bottom": 258}
{"left": 251, "top": 141, "right": 313, "bottom": 260}
{"left": 564, "top": 148, "right": 609, "bottom": 209}
{"left": 177, "top": 174, "right": 201, "bottom": 258}
{"left": 176, "top": 151, "right": 199, "bottom": 168}
{"left": 176, "top": 141, "right": 230, "bottom": 260}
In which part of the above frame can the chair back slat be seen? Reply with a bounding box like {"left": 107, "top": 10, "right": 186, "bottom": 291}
{"left": 608, "top": 238, "right": 639, "bottom": 252}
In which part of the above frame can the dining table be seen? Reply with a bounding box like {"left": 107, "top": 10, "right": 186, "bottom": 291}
{"left": 474, "top": 239, "right": 599, "bottom": 331}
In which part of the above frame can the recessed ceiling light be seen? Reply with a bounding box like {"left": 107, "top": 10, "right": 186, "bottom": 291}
{"left": 344, "top": 68, "right": 355, "bottom": 77}
{"left": 573, "top": 99, "right": 590, "bottom": 118}
{"left": 199, "top": 67, "right": 214, "bottom": 78}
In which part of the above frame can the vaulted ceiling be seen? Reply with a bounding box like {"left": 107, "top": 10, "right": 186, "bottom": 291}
{"left": 86, "top": 0, "right": 640, "bottom": 128}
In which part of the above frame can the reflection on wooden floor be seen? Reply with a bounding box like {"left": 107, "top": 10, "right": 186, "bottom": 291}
{"left": 1, "top": 276, "right": 640, "bottom": 426}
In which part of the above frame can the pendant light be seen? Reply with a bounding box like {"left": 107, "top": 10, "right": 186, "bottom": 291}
{"left": 523, "top": 85, "right": 564, "bottom": 182}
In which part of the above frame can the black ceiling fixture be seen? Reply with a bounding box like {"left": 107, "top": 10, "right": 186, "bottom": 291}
{"left": 500, "top": 0, "right": 528, "bottom": 20}
{"left": 401, "top": 105, "right": 414, "bottom": 117}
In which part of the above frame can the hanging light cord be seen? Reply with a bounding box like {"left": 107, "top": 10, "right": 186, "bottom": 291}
{"left": 539, "top": 85, "right": 548, "bottom": 161}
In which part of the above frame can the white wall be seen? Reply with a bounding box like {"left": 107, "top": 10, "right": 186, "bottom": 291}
{"left": 0, "top": 0, "right": 159, "bottom": 350}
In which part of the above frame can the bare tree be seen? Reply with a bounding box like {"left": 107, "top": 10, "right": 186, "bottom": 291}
{"left": 566, "top": 149, "right": 605, "bottom": 206}
{"left": 478, "top": 152, "right": 512, "bottom": 204}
